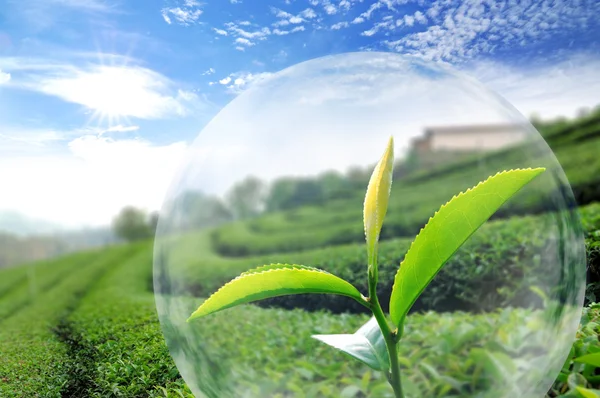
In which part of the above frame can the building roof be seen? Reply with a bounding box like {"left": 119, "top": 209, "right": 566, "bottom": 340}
{"left": 423, "top": 123, "right": 525, "bottom": 137}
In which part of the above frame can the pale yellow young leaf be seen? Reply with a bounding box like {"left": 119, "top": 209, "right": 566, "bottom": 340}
{"left": 363, "top": 136, "right": 394, "bottom": 274}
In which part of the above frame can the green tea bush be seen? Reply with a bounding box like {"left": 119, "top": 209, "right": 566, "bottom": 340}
{"left": 211, "top": 119, "right": 600, "bottom": 258}
{"left": 167, "top": 297, "right": 600, "bottom": 397}
{"left": 0, "top": 233, "right": 599, "bottom": 396}
{"left": 182, "top": 203, "right": 599, "bottom": 317}
{"left": 0, "top": 244, "right": 135, "bottom": 397}
{"left": 65, "top": 243, "right": 194, "bottom": 398}
{"left": 0, "top": 250, "right": 102, "bottom": 321}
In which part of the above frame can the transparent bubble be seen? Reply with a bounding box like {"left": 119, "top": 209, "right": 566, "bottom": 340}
{"left": 153, "top": 52, "right": 586, "bottom": 398}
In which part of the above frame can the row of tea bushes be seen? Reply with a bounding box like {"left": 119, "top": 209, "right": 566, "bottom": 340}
{"left": 0, "top": 244, "right": 136, "bottom": 397}
{"left": 179, "top": 203, "right": 600, "bottom": 317}
{"left": 212, "top": 140, "right": 600, "bottom": 258}
{"left": 1, "top": 229, "right": 600, "bottom": 396}
{"left": 62, "top": 243, "right": 192, "bottom": 397}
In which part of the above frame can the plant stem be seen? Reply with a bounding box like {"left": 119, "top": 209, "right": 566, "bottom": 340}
{"left": 368, "top": 250, "right": 404, "bottom": 398}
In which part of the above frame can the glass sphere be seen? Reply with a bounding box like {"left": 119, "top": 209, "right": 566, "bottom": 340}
{"left": 153, "top": 52, "right": 586, "bottom": 398}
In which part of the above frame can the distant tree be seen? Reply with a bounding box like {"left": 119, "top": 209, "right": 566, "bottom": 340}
{"left": 167, "top": 191, "right": 233, "bottom": 230}
{"left": 403, "top": 148, "right": 420, "bottom": 173}
{"left": 112, "top": 206, "right": 153, "bottom": 242}
{"left": 265, "top": 177, "right": 328, "bottom": 211}
{"left": 149, "top": 211, "right": 159, "bottom": 234}
{"left": 265, "top": 178, "right": 298, "bottom": 212}
{"left": 346, "top": 166, "right": 369, "bottom": 188}
{"left": 317, "top": 170, "right": 353, "bottom": 200}
{"left": 289, "top": 179, "right": 324, "bottom": 208}
{"left": 226, "top": 176, "right": 266, "bottom": 220}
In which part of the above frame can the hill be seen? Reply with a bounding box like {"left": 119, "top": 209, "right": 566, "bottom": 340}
{"left": 0, "top": 210, "right": 64, "bottom": 236}
{"left": 1, "top": 108, "right": 600, "bottom": 397}
{"left": 202, "top": 107, "right": 600, "bottom": 258}
{"left": 0, "top": 202, "right": 599, "bottom": 397}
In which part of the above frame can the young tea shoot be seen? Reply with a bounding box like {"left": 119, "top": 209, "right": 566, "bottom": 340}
{"left": 187, "top": 136, "right": 545, "bottom": 397}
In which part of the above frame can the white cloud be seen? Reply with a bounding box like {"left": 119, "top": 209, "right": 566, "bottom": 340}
{"left": 235, "top": 37, "right": 254, "bottom": 46}
{"left": 322, "top": 0, "right": 337, "bottom": 14}
{"left": 331, "top": 21, "right": 349, "bottom": 30}
{"left": 37, "top": 65, "right": 198, "bottom": 119}
{"left": 49, "top": 0, "right": 112, "bottom": 11}
{"left": 467, "top": 53, "right": 600, "bottom": 120}
{"left": 383, "top": 0, "right": 600, "bottom": 62}
{"left": 272, "top": 8, "right": 293, "bottom": 19}
{"left": 101, "top": 124, "right": 140, "bottom": 134}
{"left": 213, "top": 28, "right": 228, "bottom": 35}
{"left": 0, "top": 135, "right": 188, "bottom": 227}
{"left": 339, "top": 0, "right": 352, "bottom": 11}
{"left": 361, "top": 19, "right": 393, "bottom": 36}
{"left": 202, "top": 67, "right": 215, "bottom": 75}
{"left": 0, "top": 70, "right": 10, "bottom": 84}
{"left": 224, "top": 22, "right": 271, "bottom": 46}
{"left": 270, "top": 6, "right": 319, "bottom": 29}
{"left": 5, "top": 0, "right": 118, "bottom": 32}
{"left": 300, "top": 8, "right": 317, "bottom": 19}
{"left": 219, "top": 71, "right": 275, "bottom": 94}
{"left": 2, "top": 58, "right": 205, "bottom": 120}
{"left": 414, "top": 10, "right": 427, "bottom": 24}
{"left": 186, "top": 52, "right": 600, "bottom": 200}
{"left": 361, "top": 28, "right": 377, "bottom": 37}
{"left": 161, "top": 0, "right": 203, "bottom": 26}
{"left": 359, "top": 2, "right": 382, "bottom": 20}
{"left": 273, "top": 19, "right": 290, "bottom": 27}
{"left": 0, "top": 128, "right": 65, "bottom": 148}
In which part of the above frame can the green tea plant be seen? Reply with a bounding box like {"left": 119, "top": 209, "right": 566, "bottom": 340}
{"left": 187, "top": 136, "right": 545, "bottom": 397}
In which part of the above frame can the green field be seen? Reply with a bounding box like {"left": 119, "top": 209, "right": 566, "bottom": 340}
{"left": 2, "top": 110, "right": 600, "bottom": 397}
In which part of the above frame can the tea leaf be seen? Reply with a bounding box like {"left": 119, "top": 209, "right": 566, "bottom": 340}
{"left": 389, "top": 168, "right": 545, "bottom": 327}
{"left": 312, "top": 316, "right": 390, "bottom": 371}
{"left": 576, "top": 386, "right": 600, "bottom": 398}
{"left": 188, "top": 264, "right": 364, "bottom": 321}
{"left": 575, "top": 353, "right": 600, "bottom": 367}
{"left": 363, "top": 136, "right": 394, "bottom": 279}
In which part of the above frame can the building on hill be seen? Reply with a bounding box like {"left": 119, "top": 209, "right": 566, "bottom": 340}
{"left": 410, "top": 123, "right": 527, "bottom": 167}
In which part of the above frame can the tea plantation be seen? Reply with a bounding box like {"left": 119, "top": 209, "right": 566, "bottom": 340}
{"left": 1, "top": 110, "right": 600, "bottom": 397}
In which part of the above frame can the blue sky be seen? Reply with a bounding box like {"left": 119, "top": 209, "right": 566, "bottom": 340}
{"left": 0, "top": 0, "right": 599, "bottom": 228}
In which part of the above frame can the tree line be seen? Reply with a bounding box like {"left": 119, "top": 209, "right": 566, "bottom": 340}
{"left": 111, "top": 162, "right": 410, "bottom": 242}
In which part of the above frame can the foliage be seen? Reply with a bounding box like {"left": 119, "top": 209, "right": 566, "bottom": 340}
{"left": 163, "top": 191, "right": 233, "bottom": 231}
{"left": 0, "top": 231, "right": 598, "bottom": 397}
{"left": 0, "top": 244, "right": 136, "bottom": 397}
{"left": 226, "top": 176, "right": 267, "bottom": 219}
{"left": 169, "top": 202, "right": 600, "bottom": 319}
{"left": 210, "top": 112, "right": 600, "bottom": 258}
{"left": 187, "top": 135, "right": 545, "bottom": 397}
{"left": 112, "top": 206, "right": 155, "bottom": 242}
{"left": 1, "top": 108, "right": 599, "bottom": 398}
{"left": 389, "top": 168, "right": 544, "bottom": 327}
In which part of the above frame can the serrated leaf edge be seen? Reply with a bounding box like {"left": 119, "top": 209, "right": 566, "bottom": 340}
{"left": 189, "top": 264, "right": 364, "bottom": 321}
{"left": 390, "top": 167, "right": 545, "bottom": 325}
{"left": 239, "top": 263, "right": 321, "bottom": 276}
